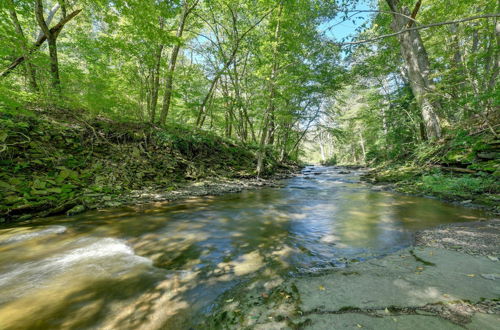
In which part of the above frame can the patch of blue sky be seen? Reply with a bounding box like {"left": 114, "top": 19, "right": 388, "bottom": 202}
{"left": 318, "top": 0, "right": 376, "bottom": 42}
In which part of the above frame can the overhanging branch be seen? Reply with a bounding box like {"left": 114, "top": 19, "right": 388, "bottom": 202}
{"left": 337, "top": 13, "right": 500, "bottom": 46}
{"left": 1, "top": 9, "right": 82, "bottom": 78}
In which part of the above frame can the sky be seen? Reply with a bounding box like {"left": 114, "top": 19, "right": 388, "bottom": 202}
{"left": 319, "top": 0, "right": 375, "bottom": 42}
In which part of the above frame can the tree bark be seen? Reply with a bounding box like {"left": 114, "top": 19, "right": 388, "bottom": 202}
{"left": 386, "top": 0, "right": 441, "bottom": 140}
{"left": 35, "top": 0, "right": 61, "bottom": 93}
{"left": 8, "top": 0, "right": 38, "bottom": 91}
{"left": 150, "top": 18, "right": 165, "bottom": 123}
{"left": 36, "top": 3, "right": 60, "bottom": 41}
{"left": 359, "top": 130, "right": 366, "bottom": 164}
{"left": 196, "top": 72, "right": 221, "bottom": 127}
{"left": 1, "top": 9, "right": 81, "bottom": 78}
{"left": 196, "top": 5, "right": 275, "bottom": 129}
{"left": 159, "top": 0, "right": 198, "bottom": 124}
{"left": 256, "top": 4, "right": 282, "bottom": 176}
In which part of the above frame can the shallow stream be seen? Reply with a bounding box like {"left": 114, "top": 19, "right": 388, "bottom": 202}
{"left": 0, "top": 167, "right": 491, "bottom": 329}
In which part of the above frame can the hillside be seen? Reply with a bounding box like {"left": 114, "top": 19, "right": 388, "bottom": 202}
{"left": 0, "top": 108, "right": 293, "bottom": 222}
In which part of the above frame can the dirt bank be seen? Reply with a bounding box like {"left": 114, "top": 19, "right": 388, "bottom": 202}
{"left": 1, "top": 109, "right": 299, "bottom": 223}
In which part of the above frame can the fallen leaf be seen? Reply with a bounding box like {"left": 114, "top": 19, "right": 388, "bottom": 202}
{"left": 416, "top": 266, "right": 424, "bottom": 271}
{"left": 466, "top": 274, "right": 475, "bottom": 278}
{"left": 356, "top": 324, "right": 363, "bottom": 328}
{"left": 318, "top": 285, "right": 326, "bottom": 291}
{"left": 225, "top": 298, "right": 234, "bottom": 303}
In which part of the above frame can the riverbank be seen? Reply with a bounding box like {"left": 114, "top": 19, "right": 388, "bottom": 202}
{"left": 75, "top": 173, "right": 297, "bottom": 215}
{"left": 362, "top": 165, "right": 499, "bottom": 214}
{"left": 207, "top": 217, "right": 500, "bottom": 329}
{"left": 0, "top": 108, "right": 298, "bottom": 223}
{"left": 359, "top": 128, "right": 499, "bottom": 214}
{"left": 415, "top": 219, "right": 500, "bottom": 257}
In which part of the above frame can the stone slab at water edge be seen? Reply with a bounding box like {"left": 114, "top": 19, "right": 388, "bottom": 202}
{"left": 209, "top": 246, "right": 500, "bottom": 329}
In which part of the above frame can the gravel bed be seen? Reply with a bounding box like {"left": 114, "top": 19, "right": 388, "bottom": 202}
{"left": 415, "top": 219, "right": 500, "bottom": 256}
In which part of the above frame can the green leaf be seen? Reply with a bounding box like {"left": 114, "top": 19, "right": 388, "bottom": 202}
{"left": 0, "top": 181, "right": 14, "bottom": 190}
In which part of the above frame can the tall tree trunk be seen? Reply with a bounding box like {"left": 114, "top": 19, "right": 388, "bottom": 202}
{"left": 196, "top": 47, "right": 241, "bottom": 128}
{"left": 386, "top": 0, "right": 441, "bottom": 140}
{"left": 256, "top": 4, "right": 283, "bottom": 176}
{"left": 159, "top": 1, "right": 198, "bottom": 124}
{"left": 359, "top": 130, "right": 366, "bottom": 164}
{"left": 319, "top": 138, "right": 326, "bottom": 162}
{"left": 196, "top": 73, "right": 220, "bottom": 127}
{"left": 35, "top": 0, "right": 61, "bottom": 93}
{"left": 150, "top": 18, "right": 164, "bottom": 124}
{"left": 8, "top": 0, "right": 38, "bottom": 91}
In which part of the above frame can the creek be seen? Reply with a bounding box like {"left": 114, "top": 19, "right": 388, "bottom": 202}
{"left": 0, "top": 166, "right": 491, "bottom": 329}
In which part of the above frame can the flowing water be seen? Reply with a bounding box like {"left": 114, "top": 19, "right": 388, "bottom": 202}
{"left": 0, "top": 167, "right": 491, "bottom": 329}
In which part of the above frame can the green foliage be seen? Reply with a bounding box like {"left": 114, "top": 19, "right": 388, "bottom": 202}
{"left": 320, "top": 156, "right": 337, "bottom": 166}
{"left": 420, "top": 173, "right": 498, "bottom": 199}
{"left": 1, "top": 0, "right": 498, "bottom": 214}
{"left": 0, "top": 109, "right": 272, "bottom": 221}
{"left": 1, "top": 0, "right": 343, "bottom": 170}
{"left": 312, "top": 0, "right": 499, "bottom": 168}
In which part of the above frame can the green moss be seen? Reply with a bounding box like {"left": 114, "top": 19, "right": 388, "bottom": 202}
{"left": 365, "top": 128, "right": 499, "bottom": 212}
{"left": 468, "top": 160, "right": 499, "bottom": 173}
{"left": 1, "top": 108, "right": 290, "bottom": 222}
{"left": 420, "top": 173, "right": 497, "bottom": 199}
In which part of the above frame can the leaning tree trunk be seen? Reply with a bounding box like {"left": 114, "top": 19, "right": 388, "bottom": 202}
{"left": 35, "top": 0, "right": 61, "bottom": 93}
{"left": 8, "top": 0, "right": 38, "bottom": 91}
{"left": 1, "top": 9, "right": 81, "bottom": 78}
{"left": 159, "top": 0, "right": 198, "bottom": 125}
{"left": 386, "top": 0, "right": 441, "bottom": 140}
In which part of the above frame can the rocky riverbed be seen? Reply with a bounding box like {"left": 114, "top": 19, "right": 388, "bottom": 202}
{"left": 207, "top": 218, "right": 500, "bottom": 329}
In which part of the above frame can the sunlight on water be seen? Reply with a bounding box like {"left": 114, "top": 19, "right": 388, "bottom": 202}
{"left": 0, "top": 166, "right": 491, "bottom": 329}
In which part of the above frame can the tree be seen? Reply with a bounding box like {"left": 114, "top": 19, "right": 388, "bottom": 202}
{"left": 35, "top": 0, "right": 61, "bottom": 93}
{"left": 158, "top": 0, "right": 199, "bottom": 125}
{"left": 7, "top": 0, "right": 38, "bottom": 91}
{"left": 385, "top": 0, "right": 441, "bottom": 140}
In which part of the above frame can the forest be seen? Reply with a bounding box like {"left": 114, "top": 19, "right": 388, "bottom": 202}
{"left": 1, "top": 0, "right": 498, "bottom": 221}
{"left": 0, "top": 0, "right": 499, "bottom": 329}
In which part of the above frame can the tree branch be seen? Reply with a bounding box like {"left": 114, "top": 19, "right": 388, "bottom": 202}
{"left": 338, "top": 14, "right": 500, "bottom": 46}
{"left": 322, "top": 9, "right": 420, "bottom": 36}
{"left": 35, "top": 0, "right": 52, "bottom": 39}
{"left": 406, "top": 0, "right": 422, "bottom": 28}
{"left": 1, "top": 9, "right": 82, "bottom": 77}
